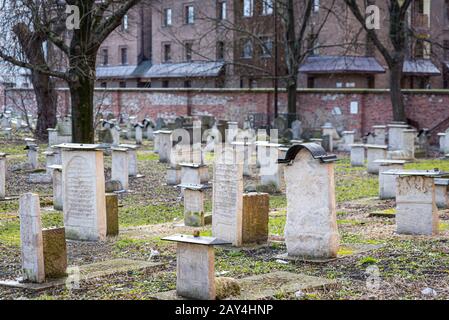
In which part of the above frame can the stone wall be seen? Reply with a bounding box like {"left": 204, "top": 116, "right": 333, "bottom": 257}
{"left": 3, "top": 87, "right": 449, "bottom": 140}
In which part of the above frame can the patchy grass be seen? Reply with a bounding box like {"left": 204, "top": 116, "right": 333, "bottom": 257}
{"left": 137, "top": 152, "right": 159, "bottom": 161}
{"left": 119, "top": 203, "right": 183, "bottom": 227}
{"left": 405, "top": 159, "right": 449, "bottom": 172}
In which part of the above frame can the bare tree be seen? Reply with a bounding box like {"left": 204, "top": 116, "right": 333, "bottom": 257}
{"left": 0, "top": 0, "right": 142, "bottom": 143}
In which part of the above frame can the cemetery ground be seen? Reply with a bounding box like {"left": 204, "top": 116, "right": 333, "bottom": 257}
{"left": 1, "top": 138, "right": 449, "bottom": 300}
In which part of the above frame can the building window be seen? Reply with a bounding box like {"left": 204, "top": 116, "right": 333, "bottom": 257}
{"left": 163, "top": 43, "right": 172, "bottom": 62}
{"left": 119, "top": 81, "right": 127, "bottom": 88}
{"left": 243, "top": 0, "right": 253, "bottom": 17}
{"left": 185, "top": 42, "right": 193, "bottom": 61}
{"left": 217, "top": 41, "right": 225, "bottom": 60}
{"left": 444, "top": 40, "right": 449, "bottom": 61}
{"left": 219, "top": 1, "right": 227, "bottom": 20}
{"left": 185, "top": 5, "right": 195, "bottom": 24}
{"left": 137, "top": 81, "right": 151, "bottom": 88}
{"left": 242, "top": 39, "right": 253, "bottom": 58}
{"left": 101, "top": 82, "right": 107, "bottom": 88}
{"left": 162, "top": 80, "right": 169, "bottom": 88}
{"left": 163, "top": 8, "right": 172, "bottom": 26}
{"left": 184, "top": 80, "right": 192, "bottom": 88}
{"left": 121, "top": 47, "right": 128, "bottom": 65}
{"left": 121, "top": 15, "right": 129, "bottom": 32}
{"left": 307, "top": 76, "right": 315, "bottom": 88}
{"left": 262, "top": 0, "right": 273, "bottom": 15}
{"left": 260, "top": 37, "right": 273, "bottom": 57}
{"left": 101, "top": 48, "right": 108, "bottom": 66}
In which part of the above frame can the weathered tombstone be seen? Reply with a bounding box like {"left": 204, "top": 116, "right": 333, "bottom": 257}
{"left": 257, "top": 142, "right": 282, "bottom": 189}
{"left": 25, "top": 144, "right": 39, "bottom": 170}
{"left": 58, "top": 144, "right": 107, "bottom": 241}
{"left": 388, "top": 170, "right": 442, "bottom": 235}
{"left": 340, "top": 131, "right": 355, "bottom": 152}
{"left": 212, "top": 150, "right": 244, "bottom": 246}
{"left": 366, "top": 144, "right": 388, "bottom": 174}
{"left": 155, "top": 117, "right": 166, "bottom": 130}
{"left": 387, "top": 123, "right": 408, "bottom": 151}
{"left": 111, "top": 126, "right": 121, "bottom": 146}
{"left": 180, "top": 163, "right": 209, "bottom": 185}
{"left": 135, "top": 123, "right": 144, "bottom": 145}
{"left": 119, "top": 144, "right": 138, "bottom": 177}
{"left": 143, "top": 118, "right": 155, "bottom": 140}
{"left": 231, "top": 141, "right": 254, "bottom": 176}
{"left": 321, "top": 134, "right": 333, "bottom": 152}
{"left": 0, "top": 153, "right": 6, "bottom": 199}
{"left": 48, "top": 165, "right": 63, "bottom": 211}
{"left": 157, "top": 130, "right": 173, "bottom": 163}
{"left": 434, "top": 178, "right": 449, "bottom": 209}
{"left": 242, "top": 193, "right": 269, "bottom": 245}
{"left": 372, "top": 125, "right": 387, "bottom": 145}
{"left": 111, "top": 147, "right": 129, "bottom": 190}
{"left": 388, "top": 129, "right": 416, "bottom": 160}
{"left": 162, "top": 234, "right": 230, "bottom": 300}
{"left": 47, "top": 128, "right": 58, "bottom": 147}
{"left": 181, "top": 184, "right": 208, "bottom": 227}
{"left": 291, "top": 120, "right": 302, "bottom": 140}
{"left": 417, "top": 129, "right": 430, "bottom": 157}
{"left": 350, "top": 144, "right": 365, "bottom": 167}
{"left": 281, "top": 144, "right": 339, "bottom": 259}
{"left": 106, "top": 193, "right": 119, "bottom": 236}
{"left": 376, "top": 160, "right": 406, "bottom": 199}
{"left": 19, "top": 193, "right": 45, "bottom": 283}
{"left": 42, "top": 227, "right": 67, "bottom": 279}
{"left": 153, "top": 131, "right": 160, "bottom": 153}
{"left": 444, "top": 129, "right": 449, "bottom": 154}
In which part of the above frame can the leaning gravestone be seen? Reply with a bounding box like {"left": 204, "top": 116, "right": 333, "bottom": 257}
{"left": 212, "top": 148, "right": 244, "bottom": 246}
{"left": 58, "top": 144, "right": 107, "bottom": 241}
{"left": 281, "top": 144, "right": 339, "bottom": 260}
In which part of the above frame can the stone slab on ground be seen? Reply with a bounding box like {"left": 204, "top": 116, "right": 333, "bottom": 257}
{"left": 274, "top": 243, "right": 384, "bottom": 263}
{"left": 0, "top": 259, "right": 164, "bottom": 291}
{"left": 152, "top": 271, "right": 337, "bottom": 300}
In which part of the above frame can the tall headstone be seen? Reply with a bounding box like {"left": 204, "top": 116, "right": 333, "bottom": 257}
{"left": 19, "top": 193, "right": 45, "bottom": 283}
{"left": 47, "top": 128, "right": 58, "bottom": 147}
{"left": 106, "top": 193, "right": 119, "bottom": 236}
{"left": 435, "top": 178, "right": 449, "bottom": 209}
{"left": 282, "top": 144, "right": 339, "bottom": 259}
{"left": 226, "top": 122, "right": 238, "bottom": 144}
{"left": 26, "top": 144, "right": 39, "bottom": 170}
{"left": 158, "top": 130, "right": 173, "bottom": 163}
{"left": 182, "top": 184, "right": 208, "bottom": 227}
{"left": 59, "top": 144, "right": 107, "bottom": 241}
{"left": 135, "top": 123, "right": 144, "bottom": 145}
{"left": 257, "top": 142, "right": 282, "bottom": 189}
{"left": 242, "top": 193, "right": 269, "bottom": 245}
{"left": 212, "top": 150, "right": 244, "bottom": 246}
{"left": 438, "top": 133, "right": 446, "bottom": 153}
{"left": 340, "top": 131, "right": 355, "bottom": 152}
{"left": 120, "top": 144, "right": 138, "bottom": 177}
{"left": 111, "top": 147, "right": 129, "bottom": 190}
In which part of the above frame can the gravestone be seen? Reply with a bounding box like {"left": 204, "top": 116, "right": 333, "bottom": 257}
{"left": 42, "top": 227, "right": 67, "bottom": 279}
{"left": 281, "top": 144, "right": 339, "bottom": 259}
{"left": 438, "top": 133, "right": 446, "bottom": 153}
{"left": 366, "top": 144, "right": 388, "bottom": 174}
{"left": 49, "top": 165, "right": 63, "bottom": 211}
{"left": 43, "top": 151, "right": 56, "bottom": 175}
{"left": 19, "top": 193, "right": 45, "bottom": 283}
{"left": 340, "top": 131, "right": 355, "bottom": 152}
{"left": 212, "top": 150, "right": 244, "bottom": 246}
{"left": 135, "top": 123, "right": 144, "bottom": 145}
{"left": 376, "top": 160, "right": 406, "bottom": 199}
{"left": 231, "top": 141, "right": 255, "bottom": 176}
{"left": 181, "top": 184, "right": 208, "bottom": 227}
{"left": 111, "top": 147, "right": 129, "bottom": 190}
{"left": 373, "top": 125, "right": 387, "bottom": 145}
{"left": 25, "top": 144, "right": 39, "bottom": 170}
{"left": 383, "top": 170, "right": 442, "bottom": 235}
{"left": 387, "top": 123, "right": 408, "bottom": 151}
{"left": 257, "top": 142, "right": 282, "bottom": 189}
{"left": 0, "top": 153, "right": 6, "bottom": 199}
{"left": 59, "top": 144, "right": 107, "bottom": 241}
{"left": 291, "top": 120, "right": 302, "bottom": 140}
{"left": 111, "top": 126, "right": 121, "bottom": 146}
{"left": 162, "top": 235, "right": 230, "bottom": 300}
{"left": 350, "top": 144, "right": 365, "bottom": 167}
{"left": 226, "top": 122, "right": 239, "bottom": 144}
{"left": 119, "top": 144, "right": 138, "bottom": 177}
{"left": 242, "top": 193, "right": 269, "bottom": 245}
{"left": 47, "top": 129, "right": 58, "bottom": 147}
{"left": 434, "top": 178, "right": 449, "bottom": 209}
{"left": 321, "top": 135, "right": 333, "bottom": 152}
{"left": 106, "top": 193, "right": 119, "bottom": 236}
{"left": 157, "top": 130, "right": 173, "bottom": 163}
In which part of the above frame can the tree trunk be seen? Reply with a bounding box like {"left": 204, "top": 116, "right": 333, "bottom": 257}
{"left": 287, "top": 76, "right": 297, "bottom": 126}
{"left": 389, "top": 62, "right": 406, "bottom": 122}
{"left": 32, "top": 73, "right": 57, "bottom": 141}
{"left": 69, "top": 73, "right": 95, "bottom": 144}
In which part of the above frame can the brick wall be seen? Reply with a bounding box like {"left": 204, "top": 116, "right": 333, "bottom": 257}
{"left": 3, "top": 87, "right": 449, "bottom": 140}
